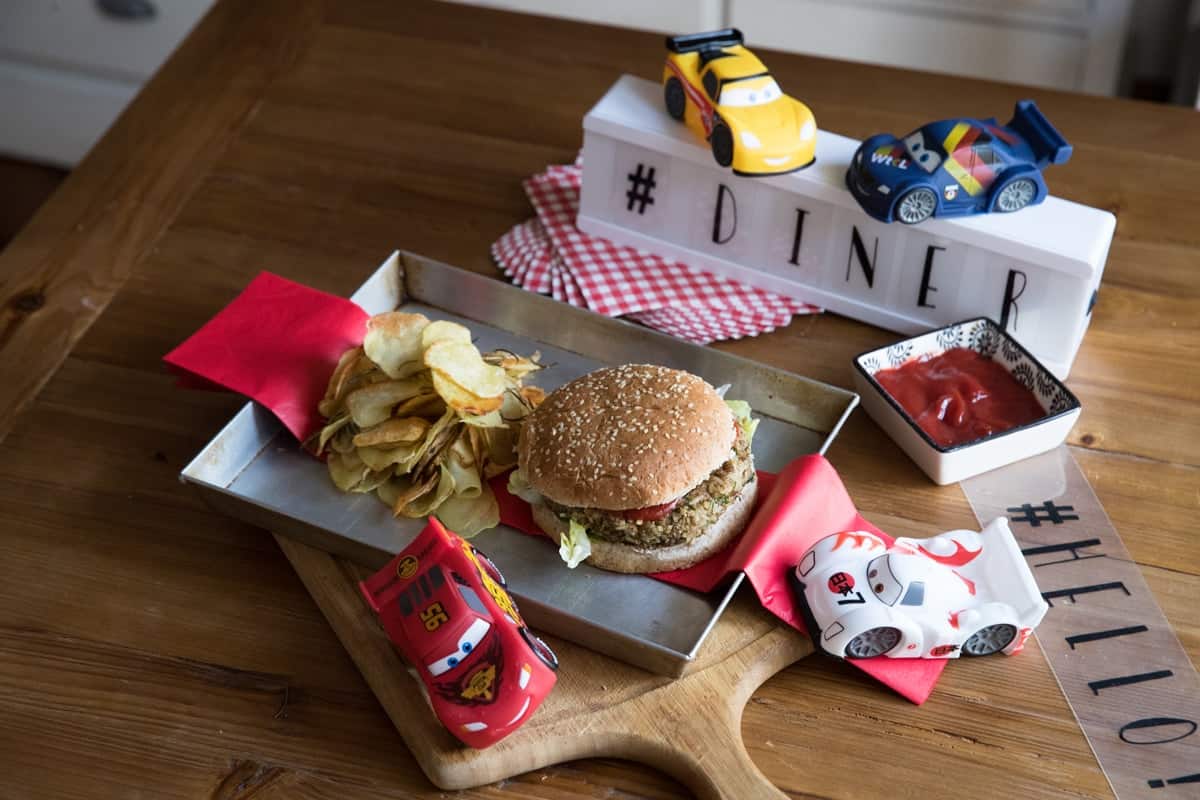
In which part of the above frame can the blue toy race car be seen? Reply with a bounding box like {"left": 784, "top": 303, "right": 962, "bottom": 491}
{"left": 845, "top": 101, "right": 1072, "bottom": 225}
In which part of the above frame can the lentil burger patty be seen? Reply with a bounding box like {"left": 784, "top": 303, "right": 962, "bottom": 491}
{"left": 544, "top": 424, "right": 754, "bottom": 547}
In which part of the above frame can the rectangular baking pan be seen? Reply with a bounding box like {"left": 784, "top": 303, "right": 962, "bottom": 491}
{"left": 181, "top": 251, "right": 858, "bottom": 676}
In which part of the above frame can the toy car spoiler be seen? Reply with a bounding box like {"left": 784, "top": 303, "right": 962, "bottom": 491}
{"left": 358, "top": 518, "right": 446, "bottom": 614}
{"left": 972, "top": 517, "right": 1049, "bottom": 627}
{"left": 359, "top": 556, "right": 402, "bottom": 614}
{"left": 665, "top": 28, "right": 744, "bottom": 54}
{"left": 1007, "top": 100, "right": 1072, "bottom": 168}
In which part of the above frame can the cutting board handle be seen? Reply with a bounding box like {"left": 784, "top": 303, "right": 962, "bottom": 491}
{"left": 647, "top": 718, "right": 788, "bottom": 800}
{"left": 599, "top": 624, "right": 808, "bottom": 800}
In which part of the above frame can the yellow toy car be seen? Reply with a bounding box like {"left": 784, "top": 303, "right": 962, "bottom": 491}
{"left": 663, "top": 29, "right": 817, "bottom": 177}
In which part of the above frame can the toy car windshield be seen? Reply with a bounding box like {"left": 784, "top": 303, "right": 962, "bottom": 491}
{"left": 901, "top": 129, "right": 944, "bottom": 173}
{"left": 718, "top": 77, "right": 783, "bottom": 107}
{"left": 867, "top": 555, "right": 903, "bottom": 605}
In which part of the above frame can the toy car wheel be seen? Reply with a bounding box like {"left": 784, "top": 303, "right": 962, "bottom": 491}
{"left": 664, "top": 78, "right": 686, "bottom": 121}
{"left": 994, "top": 178, "right": 1037, "bottom": 213}
{"left": 520, "top": 627, "right": 559, "bottom": 671}
{"left": 710, "top": 123, "right": 734, "bottom": 168}
{"left": 961, "top": 623, "right": 1017, "bottom": 656}
{"left": 471, "top": 547, "right": 506, "bottom": 587}
{"left": 844, "top": 626, "right": 902, "bottom": 658}
{"left": 894, "top": 187, "right": 937, "bottom": 224}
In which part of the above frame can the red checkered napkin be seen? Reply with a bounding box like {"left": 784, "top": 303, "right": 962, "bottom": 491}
{"left": 629, "top": 307, "right": 794, "bottom": 345}
{"left": 492, "top": 161, "right": 821, "bottom": 343}
{"left": 494, "top": 218, "right": 554, "bottom": 295}
{"left": 550, "top": 255, "right": 587, "bottom": 307}
{"left": 525, "top": 167, "right": 814, "bottom": 319}
{"left": 491, "top": 219, "right": 542, "bottom": 287}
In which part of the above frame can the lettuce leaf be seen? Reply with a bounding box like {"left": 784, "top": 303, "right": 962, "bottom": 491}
{"left": 506, "top": 467, "right": 543, "bottom": 505}
{"left": 559, "top": 519, "right": 591, "bottom": 569}
{"left": 725, "top": 398, "right": 760, "bottom": 445}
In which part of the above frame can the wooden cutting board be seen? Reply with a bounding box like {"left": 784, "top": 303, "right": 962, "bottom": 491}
{"left": 274, "top": 534, "right": 812, "bottom": 799}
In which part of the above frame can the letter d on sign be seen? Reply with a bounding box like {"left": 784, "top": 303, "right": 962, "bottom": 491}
{"left": 712, "top": 184, "right": 737, "bottom": 244}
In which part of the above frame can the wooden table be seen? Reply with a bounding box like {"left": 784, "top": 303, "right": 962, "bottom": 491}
{"left": 1, "top": 2, "right": 1196, "bottom": 797}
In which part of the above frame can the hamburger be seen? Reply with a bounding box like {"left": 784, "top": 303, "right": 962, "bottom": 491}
{"left": 509, "top": 364, "right": 759, "bottom": 573}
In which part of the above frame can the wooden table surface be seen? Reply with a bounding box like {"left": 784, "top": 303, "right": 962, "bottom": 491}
{"left": 1, "top": 1, "right": 1196, "bottom": 797}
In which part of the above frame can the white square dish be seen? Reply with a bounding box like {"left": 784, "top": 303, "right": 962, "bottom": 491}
{"left": 853, "top": 317, "right": 1081, "bottom": 485}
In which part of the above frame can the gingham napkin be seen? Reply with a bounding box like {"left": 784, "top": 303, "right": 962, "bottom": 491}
{"left": 492, "top": 163, "right": 820, "bottom": 344}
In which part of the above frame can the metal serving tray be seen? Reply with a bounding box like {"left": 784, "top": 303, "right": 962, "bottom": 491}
{"left": 182, "top": 252, "right": 858, "bottom": 676}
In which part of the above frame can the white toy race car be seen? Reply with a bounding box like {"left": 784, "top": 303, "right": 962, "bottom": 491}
{"left": 793, "top": 518, "right": 1047, "bottom": 659}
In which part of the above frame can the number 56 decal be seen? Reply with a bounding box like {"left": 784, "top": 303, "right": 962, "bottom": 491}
{"left": 421, "top": 602, "right": 450, "bottom": 631}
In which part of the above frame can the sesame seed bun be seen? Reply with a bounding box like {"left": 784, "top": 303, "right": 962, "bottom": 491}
{"left": 531, "top": 477, "right": 758, "bottom": 573}
{"left": 517, "top": 365, "right": 736, "bottom": 510}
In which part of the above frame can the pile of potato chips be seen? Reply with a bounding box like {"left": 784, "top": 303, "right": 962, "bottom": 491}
{"left": 314, "top": 312, "right": 544, "bottom": 536}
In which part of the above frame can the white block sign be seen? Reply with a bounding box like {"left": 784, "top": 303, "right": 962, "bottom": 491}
{"left": 577, "top": 75, "right": 1116, "bottom": 378}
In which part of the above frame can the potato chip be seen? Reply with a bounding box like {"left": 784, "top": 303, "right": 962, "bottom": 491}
{"left": 466, "top": 426, "right": 487, "bottom": 476}
{"left": 379, "top": 472, "right": 438, "bottom": 516}
{"left": 519, "top": 385, "right": 546, "bottom": 408}
{"left": 460, "top": 409, "right": 505, "bottom": 428}
{"left": 496, "top": 352, "right": 543, "bottom": 382}
{"left": 397, "top": 466, "right": 455, "bottom": 518}
{"left": 435, "top": 484, "right": 500, "bottom": 537}
{"left": 444, "top": 432, "right": 482, "bottom": 498}
{"left": 329, "top": 424, "right": 358, "bottom": 455}
{"left": 424, "top": 341, "right": 507, "bottom": 404}
{"left": 327, "top": 449, "right": 388, "bottom": 493}
{"left": 363, "top": 312, "right": 429, "bottom": 379}
{"left": 319, "top": 315, "right": 542, "bottom": 534}
{"left": 481, "top": 426, "right": 518, "bottom": 478}
{"left": 319, "top": 347, "right": 375, "bottom": 418}
{"left": 358, "top": 441, "right": 421, "bottom": 473}
{"left": 316, "top": 414, "right": 352, "bottom": 454}
{"left": 410, "top": 409, "right": 461, "bottom": 478}
{"left": 345, "top": 375, "right": 431, "bottom": 428}
{"left": 353, "top": 417, "right": 430, "bottom": 448}
{"left": 392, "top": 392, "right": 445, "bottom": 419}
{"left": 431, "top": 371, "right": 504, "bottom": 415}
{"left": 421, "top": 320, "right": 473, "bottom": 351}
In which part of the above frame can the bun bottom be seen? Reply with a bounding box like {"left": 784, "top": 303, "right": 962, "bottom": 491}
{"left": 531, "top": 477, "right": 758, "bottom": 574}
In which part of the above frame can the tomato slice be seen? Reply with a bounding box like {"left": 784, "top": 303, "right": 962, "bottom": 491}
{"left": 620, "top": 498, "right": 679, "bottom": 522}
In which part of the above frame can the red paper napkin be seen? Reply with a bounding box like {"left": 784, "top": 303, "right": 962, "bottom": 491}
{"left": 168, "top": 274, "right": 943, "bottom": 704}
{"left": 164, "top": 272, "right": 368, "bottom": 444}
{"left": 492, "top": 162, "right": 820, "bottom": 344}
{"left": 493, "top": 456, "right": 945, "bottom": 704}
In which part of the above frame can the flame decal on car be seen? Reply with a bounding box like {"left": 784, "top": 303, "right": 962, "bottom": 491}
{"left": 831, "top": 531, "right": 885, "bottom": 552}
{"left": 917, "top": 539, "right": 982, "bottom": 567}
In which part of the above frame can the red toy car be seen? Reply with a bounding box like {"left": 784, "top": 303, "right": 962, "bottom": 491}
{"left": 359, "top": 518, "right": 558, "bottom": 748}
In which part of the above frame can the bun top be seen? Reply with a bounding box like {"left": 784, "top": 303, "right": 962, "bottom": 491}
{"left": 517, "top": 364, "right": 736, "bottom": 510}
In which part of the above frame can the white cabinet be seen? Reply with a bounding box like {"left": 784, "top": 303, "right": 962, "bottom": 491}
{"left": 450, "top": 0, "right": 1132, "bottom": 96}
{"left": 728, "top": 0, "right": 1133, "bottom": 95}
{"left": 0, "top": 0, "right": 214, "bottom": 166}
{"left": 442, "top": 0, "right": 723, "bottom": 35}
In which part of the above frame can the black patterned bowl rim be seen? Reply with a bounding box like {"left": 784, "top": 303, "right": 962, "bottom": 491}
{"left": 852, "top": 316, "right": 1082, "bottom": 455}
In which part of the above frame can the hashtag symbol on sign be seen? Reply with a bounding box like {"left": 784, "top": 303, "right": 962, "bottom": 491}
{"left": 625, "top": 163, "right": 657, "bottom": 214}
{"left": 1007, "top": 501, "right": 1079, "bottom": 527}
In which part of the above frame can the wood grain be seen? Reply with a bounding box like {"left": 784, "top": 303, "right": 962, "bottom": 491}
{"left": 276, "top": 535, "right": 809, "bottom": 797}
{"left": 0, "top": 157, "right": 65, "bottom": 250}
{"left": 0, "top": 0, "right": 1196, "bottom": 798}
{"left": 0, "top": 0, "right": 323, "bottom": 442}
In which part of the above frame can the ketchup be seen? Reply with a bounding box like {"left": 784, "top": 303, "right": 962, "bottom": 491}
{"left": 621, "top": 498, "right": 679, "bottom": 522}
{"left": 873, "top": 347, "right": 1045, "bottom": 448}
